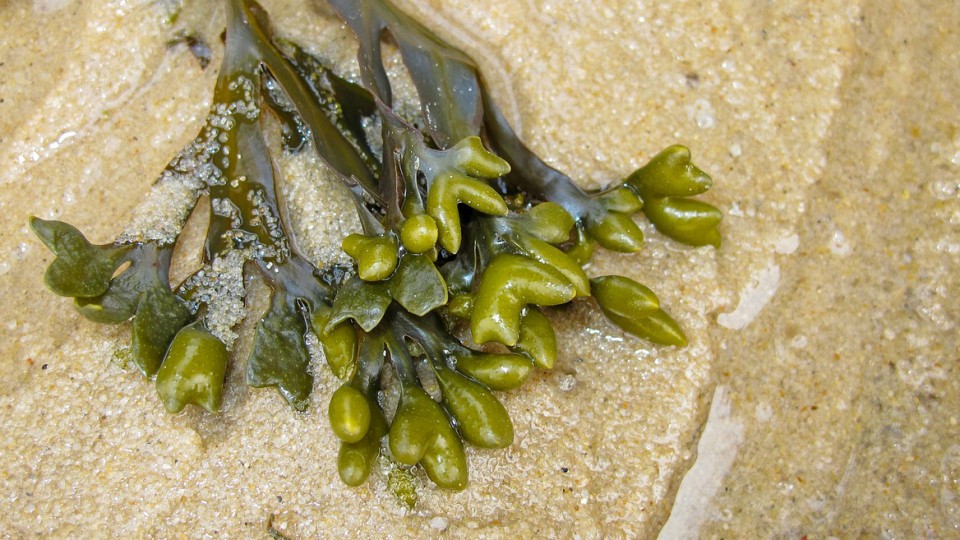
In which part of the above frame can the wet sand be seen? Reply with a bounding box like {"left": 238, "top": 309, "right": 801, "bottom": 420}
{"left": 0, "top": 0, "right": 957, "bottom": 537}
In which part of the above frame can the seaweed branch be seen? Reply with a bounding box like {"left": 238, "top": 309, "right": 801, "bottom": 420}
{"left": 31, "top": 0, "right": 722, "bottom": 502}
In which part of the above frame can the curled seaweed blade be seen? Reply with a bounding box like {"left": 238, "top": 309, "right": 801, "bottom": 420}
{"left": 30, "top": 218, "right": 131, "bottom": 298}
{"left": 131, "top": 277, "right": 193, "bottom": 377}
{"left": 328, "top": 275, "right": 392, "bottom": 332}
{"left": 625, "top": 145, "right": 713, "bottom": 197}
{"left": 591, "top": 276, "right": 687, "bottom": 347}
{"left": 641, "top": 196, "right": 723, "bottom": 248}
{"left": 246, "top": 286, "right": 315, "bottom": 411}
{"left": 156, "top": 324, "right": 229, "bottom": 414}
{"left": 387, "top": 254, "right": 448, "bottom": 316}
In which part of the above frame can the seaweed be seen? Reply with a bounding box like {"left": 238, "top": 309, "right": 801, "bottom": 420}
{"left": 31, "top": 0, "right": 721, "bottom": 501}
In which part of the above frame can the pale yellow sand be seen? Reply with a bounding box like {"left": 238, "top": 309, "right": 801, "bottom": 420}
{"left": 0, "top": 0, "right": 957, "bottom": 538}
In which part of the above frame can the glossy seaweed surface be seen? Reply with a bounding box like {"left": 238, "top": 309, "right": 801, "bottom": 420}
{"left": 31, "top": 0, "right": 721, "bottom": 503}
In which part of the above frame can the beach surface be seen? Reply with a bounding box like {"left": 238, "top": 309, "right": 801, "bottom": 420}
{"left": 0, "top": 0, "right": 957, "bottom": 537}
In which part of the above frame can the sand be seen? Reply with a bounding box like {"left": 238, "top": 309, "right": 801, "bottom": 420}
{"left": 0, "top": 0, "right": 957, "bottom": 538}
